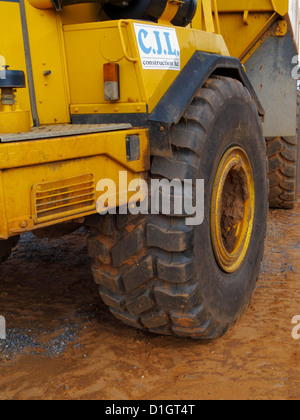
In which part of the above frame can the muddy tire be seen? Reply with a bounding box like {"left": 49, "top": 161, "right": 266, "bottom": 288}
{"left": 267, "top": 91, "right": 300, "bottom": 209}
{"left": 0, "top": 236, "right": 19, "bottom": 264}
{"left": 87, "top": 76, "right": 268, "bottom": 340}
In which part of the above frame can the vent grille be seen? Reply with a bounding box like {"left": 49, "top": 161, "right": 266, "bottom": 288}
{"left": 32, "top": 174, "right": 95, "bottom": 224}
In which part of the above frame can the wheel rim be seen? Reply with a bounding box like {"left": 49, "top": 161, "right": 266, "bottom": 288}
{"left": 211, "top": 147, "right": 255, "bottom": 274}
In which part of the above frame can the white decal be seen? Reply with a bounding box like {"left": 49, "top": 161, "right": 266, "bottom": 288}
{"left": 134, "top": 23, "right": 180, "bottom": 71}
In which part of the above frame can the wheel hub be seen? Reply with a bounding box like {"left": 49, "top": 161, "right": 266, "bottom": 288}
{"left": 211, "top": 147, "right": 255, "bottom": 273}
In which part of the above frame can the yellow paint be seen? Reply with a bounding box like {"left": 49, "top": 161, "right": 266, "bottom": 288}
{"left": 64, "top": 19, "right": 229, "bottom": 115}
{"left": 241, "top": 19, "right": 288, "bottom": 64}
{"left": 70, "top": 103, "right": 147, "bottom": 115}
{"left": 0, "top": 1, "right": 70, "bottom": 125}
{"left": 27, "top": 0, "right": 52, "bottom": 10}
{"left": 61, "top": 4, "right": 101, "bottom": 25}
{"left": 159, "top": 0, "right": 180, "bottom": 24}
{"left": 201, "top": 0, "right": 215, "bottom": 32}
{"left": 216, "top": 0, "right": 289, "bottom": 61}
{"left": 0, "top": 2, "right": 31, "bottom": 122}
{"left": 0, "top": 0, "right": 289, "bottom": 126}
{"left": 31, "top": 173, "right": 96, "bottom": 225}
{"left": 0, "top": 104, "right": 30, "bottom": 134}
{"left": 23, "top": 1, "right": 70, "bottom": 124}
{"left": 0, "top": 127, "right": 149, "bottom": 239}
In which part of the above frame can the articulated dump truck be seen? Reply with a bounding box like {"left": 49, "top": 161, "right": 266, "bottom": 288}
{"left": 0, "top": 0, "right": 299, "bottom": 339}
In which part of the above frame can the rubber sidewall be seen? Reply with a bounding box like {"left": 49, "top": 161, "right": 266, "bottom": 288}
{"left": 194, "top": 97, "right": 268, "bottom": 323}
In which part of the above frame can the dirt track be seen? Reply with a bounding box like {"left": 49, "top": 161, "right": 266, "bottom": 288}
{"left": 1, "top": 201, "right": 300, "bottom": 400}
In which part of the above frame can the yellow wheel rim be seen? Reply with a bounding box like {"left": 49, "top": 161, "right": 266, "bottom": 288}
{"left": 211, "top": 147, "right": 255, "bottom": 274}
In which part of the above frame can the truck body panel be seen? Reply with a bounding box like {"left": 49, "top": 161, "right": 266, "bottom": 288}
{"left": 245, "top": 25, "right": 297, "bottom": 138}
{"left": 0, "top": 125, "right": 149, "bottom": 239}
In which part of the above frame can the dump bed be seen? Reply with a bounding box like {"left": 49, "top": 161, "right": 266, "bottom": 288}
{"left": 216, "top": 0, "right": 298, "bottom": 62}
{"left": 218, "top": 0, "right": 300, "bottom": 139}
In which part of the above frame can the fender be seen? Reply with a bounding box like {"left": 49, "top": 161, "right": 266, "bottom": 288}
{"left": 150, "top": 51, "right": 264, "bottom": 125}
{"left": 148, "top": 51, "right": 264, "bottom": 156}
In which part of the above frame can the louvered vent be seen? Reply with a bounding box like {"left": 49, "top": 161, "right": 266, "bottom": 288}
{"left": 32, "top": 174, "right": 95, "bottom": 224}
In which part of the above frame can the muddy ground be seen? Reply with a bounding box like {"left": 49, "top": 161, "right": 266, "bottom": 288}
{"left": 1, "top": 201, "right": 300, "bottom": 401}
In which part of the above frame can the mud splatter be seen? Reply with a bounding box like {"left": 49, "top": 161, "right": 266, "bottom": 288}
{"left": 221, "top": 167, "right": 249, "bottom": 253}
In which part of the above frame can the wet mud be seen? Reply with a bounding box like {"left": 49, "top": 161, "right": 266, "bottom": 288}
{"left": 1, "top": 201, "right": 300, "bottom": 400}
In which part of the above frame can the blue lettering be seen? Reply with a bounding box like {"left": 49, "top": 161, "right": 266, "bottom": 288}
{"left": 138, "top": 29, "right": 152, "bottom": 55}
{"left": 153, "top": 31, "right": 163, "bottom": 56}
{"left": 164, "top": 32, "right": 177, "bottom": 56}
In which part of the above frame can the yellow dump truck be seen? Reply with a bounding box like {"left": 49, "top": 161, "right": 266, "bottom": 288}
{"left": 0, "top": 0, "right": 299, "bottom": 339}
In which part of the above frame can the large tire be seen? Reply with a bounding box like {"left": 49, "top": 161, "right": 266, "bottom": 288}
{"left": 0, "top": 236, "right": 19, "bottom": 264}
{"left": 87, "top": 76, "right": 268, "bottom": 340}
{"left": 267, "top": 91, "right": 300, "bottom": 209}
